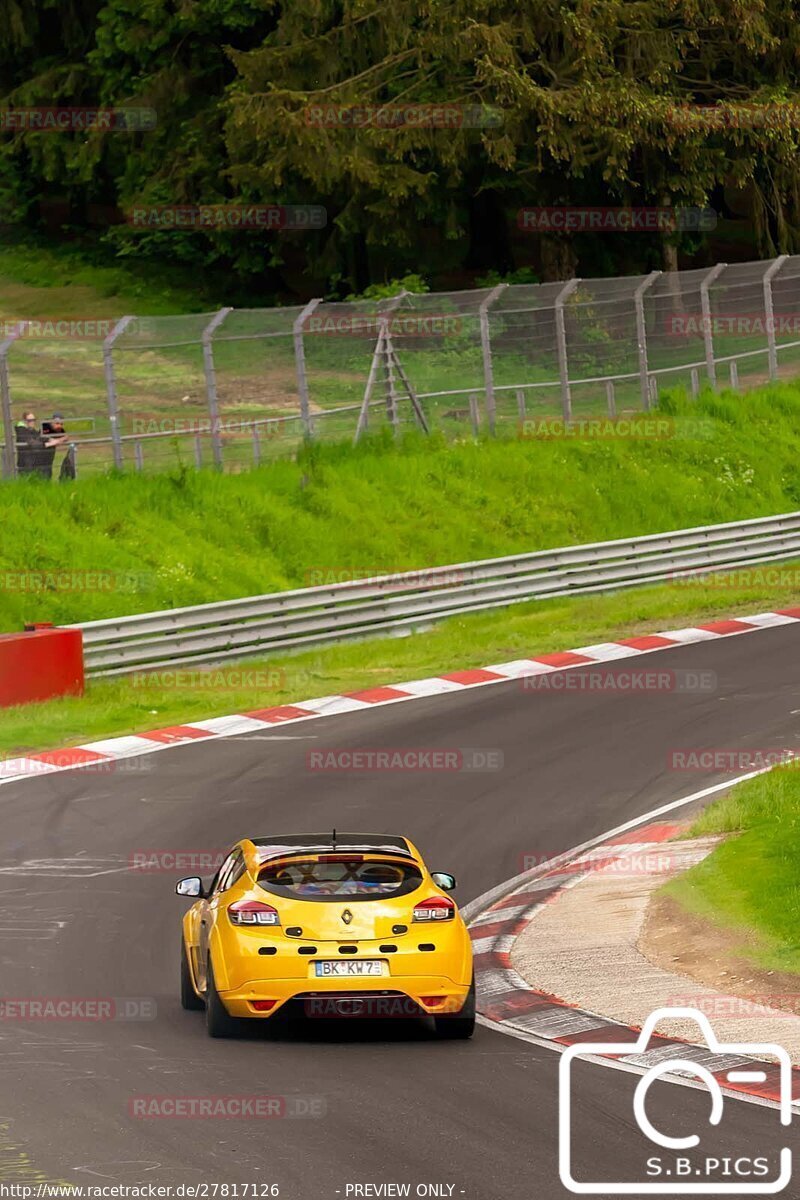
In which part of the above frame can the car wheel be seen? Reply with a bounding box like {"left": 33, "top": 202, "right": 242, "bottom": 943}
{"left": 205, "top": 958, "right": 239, "bottom": 1038}
{"left": 434, "top": 974, "right": 476, "bottom": 1040}
{"left": 181, "top": 939, "right": 205, "bottom": 1011}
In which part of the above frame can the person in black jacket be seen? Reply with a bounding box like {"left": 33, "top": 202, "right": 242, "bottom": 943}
{"left": 14, "top": 411, "right": 61, "bottom": 478}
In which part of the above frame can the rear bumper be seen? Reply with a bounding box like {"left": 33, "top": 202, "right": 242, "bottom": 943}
{"left": 220, "top": 975, "right": 471, "bottom": 1019}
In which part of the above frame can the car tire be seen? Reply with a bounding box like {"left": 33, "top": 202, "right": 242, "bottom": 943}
{"left": 205, "top": 958, "right": 239, "bottom": 1038}
{"left": 433, "top": 974, "right": 476, "bottom": 1040}
{"left": 181, "top": 940, "right": 205, "bottom": 1011}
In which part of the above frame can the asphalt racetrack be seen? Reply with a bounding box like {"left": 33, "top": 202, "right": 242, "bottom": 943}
{"left": 1, "top": 626, "right": 798, "bottom": 1198}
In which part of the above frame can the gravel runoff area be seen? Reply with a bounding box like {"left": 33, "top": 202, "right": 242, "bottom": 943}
{"left": 510, "top": 837, "right": 800, "bottom": 1064}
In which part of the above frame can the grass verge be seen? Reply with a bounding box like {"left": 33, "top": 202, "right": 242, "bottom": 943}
{"left": 663, "top": 766, "right": 800, "bottom": 976}
{"left": 2, "top": 564, "right": 799, "bottom": 759}
{"left": 4, "top": 383, "right": 800, "bottom": 629}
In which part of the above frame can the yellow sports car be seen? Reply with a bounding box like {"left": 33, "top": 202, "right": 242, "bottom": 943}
{"left": 176, "top": 832, "right": 475, "bottom": 1039}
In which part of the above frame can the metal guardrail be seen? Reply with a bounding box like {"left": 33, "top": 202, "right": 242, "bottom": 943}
{"left": 64, "top": 511, "right": 800, "bottom": 677}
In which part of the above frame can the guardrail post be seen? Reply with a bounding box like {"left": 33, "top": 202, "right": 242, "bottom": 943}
{"left": 763, "top": 255, "right": 788, "bottom": 381}
{"left": 634, "top": 271, "right": 661, "bottom": 410}
{"left": 479, "top": 283, "right": 508, "bottom": 435}
{"left": 202, "top": 307, "right": 233, "bottom": 469}
{"left": 293, "top": 298, "right": 322, "bottom": 439}
{"left": 103, "top": 315, "right": 135, "bottom": 470}
{"left": 554, "top": 279, "right": 580, "bottom": 422}
{"left": 699, "top": 263, "right": 726, "bottom": 386}
{"left": 0, "top": 322, "right": 26, "bottom": 480}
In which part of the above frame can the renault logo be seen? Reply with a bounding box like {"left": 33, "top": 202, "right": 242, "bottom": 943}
{"left": 341, "top": 908, "right": 353, "bottom": 925}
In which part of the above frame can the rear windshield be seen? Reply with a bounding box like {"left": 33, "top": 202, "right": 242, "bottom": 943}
{"left": 258, "top": 858, "right": 422, "bottom": 902}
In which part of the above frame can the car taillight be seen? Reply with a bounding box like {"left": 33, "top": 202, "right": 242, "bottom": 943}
{"left": 228, "top": 900, "right": 280, "bottom": 926}
{"left": 413, "top": 896, "right": 455, "bottom": 922}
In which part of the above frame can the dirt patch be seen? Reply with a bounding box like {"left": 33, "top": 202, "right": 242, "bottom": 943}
{"left": 639, "top": 893, "right": 800, "bottom": 1015}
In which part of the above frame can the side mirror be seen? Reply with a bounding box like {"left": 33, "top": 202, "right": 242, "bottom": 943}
{"left": 176, "top": 876, "right": 204, "bottom": 898}
{"left": 431, "top": 871, "right": 456, "bottom": 891}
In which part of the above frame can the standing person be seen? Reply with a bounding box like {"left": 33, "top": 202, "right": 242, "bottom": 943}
{"left": 14, "top": 411, "right": 45, "bottom": 476}
{"left": 14, "top": 410, "right": 64, "bottom": 478}
{"left": 40, "top": 412, "right": 68, "bottom": 479}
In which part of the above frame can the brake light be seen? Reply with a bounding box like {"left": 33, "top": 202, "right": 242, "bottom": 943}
{"left": 228, "top": 900, "right": 280, "bottom": 926}
{"left": 316, "top": 854, "right": 364, "bottom": 863}
{"left": 250, "top": 999, "right": 278, "bottom": 1012}
{"left": 413, "top": 896, "right": 455, "bottom": 922}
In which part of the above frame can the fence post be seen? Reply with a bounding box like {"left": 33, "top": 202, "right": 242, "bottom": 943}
{"left": 763, "top": 255, "right": 788, "bottom": 381}
{"left": 634, "top": 271, "right": 661, "bottom": 410}
{"left": 468, "top": 394, "right": 480, "bottom": 436}
{"left": 202, "top": 307, "right": 233, "bottom": 469}
{"left": 293, "top": 298, "right": 322, "bottom": 439}
{"left": 0, "top": 322, "right": 24, "bottom": 480}
{"left": 479, "top": 283, "right": 507, "bottom": 435}
{"left": 379, "top": 291, "right": 410, "bottom": 432}
{"left": 554, "top": 278, "right": 580, "bottom": 422}
{"left": 103, "top": 314, "right": 135, "bottom": 470}
{"left": 699, "top": 263, "right": 726, "bottom": 386}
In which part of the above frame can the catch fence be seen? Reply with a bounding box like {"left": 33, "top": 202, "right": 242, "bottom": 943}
{"left": 2, "top": 256, "right": 800, "bottom": 478}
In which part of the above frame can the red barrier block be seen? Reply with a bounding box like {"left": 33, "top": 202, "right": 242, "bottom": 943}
{"left": 0, "top": 628, "right": 84, "bottom": 708}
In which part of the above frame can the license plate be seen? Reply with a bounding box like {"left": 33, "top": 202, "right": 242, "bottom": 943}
{"left": 313, "top": 960, "right": 386, "bottom": 978}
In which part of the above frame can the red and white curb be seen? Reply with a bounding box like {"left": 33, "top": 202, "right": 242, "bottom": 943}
{"left": 3, "top": 606, "right": 800, "bottom": 786}
{"left": 468, "top": 823, "right": 800, "bottom": 1109}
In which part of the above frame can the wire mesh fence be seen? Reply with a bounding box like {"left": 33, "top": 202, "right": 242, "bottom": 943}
{"left": 2, "top": 255, "right": 800, "bottom": 480}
